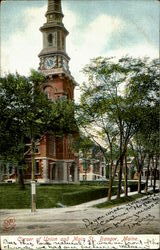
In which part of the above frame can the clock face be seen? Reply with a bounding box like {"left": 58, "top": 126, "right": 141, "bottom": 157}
{"left": 44, "top": 57, "right": 56, "bottom": 69}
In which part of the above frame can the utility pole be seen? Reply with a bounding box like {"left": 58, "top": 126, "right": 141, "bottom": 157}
{"left": 31, "top": 139, "right": 36, "bottom": 212}
{"left": 83, "top": 158, "right": 88, "bottom": 181}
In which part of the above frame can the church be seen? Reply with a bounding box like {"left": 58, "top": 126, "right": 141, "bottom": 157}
{"left": 0, "top": 0, "right": 107, "bottom": 184}
{"left": 24, "top": 0, "right": 79, "bottom": 183}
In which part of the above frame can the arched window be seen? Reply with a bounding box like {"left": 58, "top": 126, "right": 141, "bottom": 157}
{"left": 44, "top": 86, "right": 54, "bottom": 100}
{"left": 48, "top": 33, "right": 53, "bottom": 46}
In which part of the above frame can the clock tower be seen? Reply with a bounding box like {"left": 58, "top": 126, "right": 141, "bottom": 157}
{"left": 26, "top": 0, "right": 79, "bottom": 183}
{"left": 39, "top": 0, "right": 76, "bottom": 100}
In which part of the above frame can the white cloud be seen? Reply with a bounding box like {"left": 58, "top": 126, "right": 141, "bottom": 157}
{"left": 1, "top": 6, "right": 45, "bottom": 76}
{"left": 107, "top": 43, "right": 159, "bottom": 59}
{"left": 1, "top": 5, "right": 158, "bottom": 102}
{"left": 83, "top": 15, "right": 124, "bottom": 55}
{"left": 1, "top": 5, "right": 78, "bottom": 75}
{"left": 63, "top": 7, "right": 77, "bottom": 31}
{"left": 68, "top": 15, "right": 124, "bottom": 84}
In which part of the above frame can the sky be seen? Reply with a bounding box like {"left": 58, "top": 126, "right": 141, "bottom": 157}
{"left": 1, "top": 0, "right": 159, "bottom": 101}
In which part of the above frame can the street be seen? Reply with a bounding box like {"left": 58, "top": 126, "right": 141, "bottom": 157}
{"left": 0, "top": 192, "right": 159, "bottom": 235}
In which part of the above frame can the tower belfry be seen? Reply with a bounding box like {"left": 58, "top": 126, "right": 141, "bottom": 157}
{"left": 39, "top": 0, "right": 72, "bottom": 79}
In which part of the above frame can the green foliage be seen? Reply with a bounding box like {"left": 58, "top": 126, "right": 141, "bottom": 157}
{"left": 0, "top": 184, "right": 107, "bottom": 209}
{"left": 0, "top": 184, "right": 31, "bottom": 209}
{"left": 77, "top": 56, "right": 159, "bottom": 198}
{"left": 129, "top": 182, "right": 145, "bottom": 192}
{"left": 0, "top": 71, "right": 46, "bottom": 161}
{"left": 95, "top": 193, "right": 143, "bottom": 209}
{"left": 80, "top": 181, "right": 108, "bottom": 185}
{"left": 130, "top": 165, "right": 136, "bottom": 179}
{"left": 0, "top": 182, "right": 145, "bottom": 208}
{"left": 44, "top": 98, "right": 77, "bottom": 135}
{"left": 78, "top": 56, "right": 159, "bottom": 135}
{"left": 62, "top": 187, "right": 109, "bottom": 206}
{"left": 73, "top": 134, "right": 94, "bottom": 158}
{"left": 0, "top": 71, "right": 76, "bottom": 166}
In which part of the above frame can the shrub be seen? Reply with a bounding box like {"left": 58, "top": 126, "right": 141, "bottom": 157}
{"left": 128, "top": 182, "right": 145, "bottom": 191}
{"left": 62, "top": 187, "right": 117, "bottom": 206}
{"left": 80, "top": 180, "right": 108, "bottom": 186}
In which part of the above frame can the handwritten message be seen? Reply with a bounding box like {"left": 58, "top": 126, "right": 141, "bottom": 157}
{"left": 1, "top": 235, "right": 159, "bottom": 249}
{"left": 82, "top": 194, "right": 159, "bottom": 234}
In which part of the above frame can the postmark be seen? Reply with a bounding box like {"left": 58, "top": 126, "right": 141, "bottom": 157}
{"left": 2, "top": 217, "right": 16, "bottom": 232}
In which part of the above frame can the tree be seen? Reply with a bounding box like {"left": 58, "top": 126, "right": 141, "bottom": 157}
{"left": 76, "top": 56, "right": 159, "bottom": 200}
{"left": 74, "top": 134, "right": 94, "bottom": 156}
{"left": 0, "top": 70, "right": 76, "bottom": 190}
{"left": 131, "top": 105, "right": 159, "bottom": 193}
{"left": 127, "top": 57, "right": 159, "bottom": 193}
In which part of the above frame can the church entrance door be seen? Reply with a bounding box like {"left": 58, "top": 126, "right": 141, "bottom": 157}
{"left": 50, "top": 163, "right": 56, "bottom": 180}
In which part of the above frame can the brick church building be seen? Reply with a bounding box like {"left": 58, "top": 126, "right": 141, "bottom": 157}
{"left": 24, "top": 0, "right": 79, "bottom": 183}
{"left": 0, "top": 0, "right": 107, "bottom": 184}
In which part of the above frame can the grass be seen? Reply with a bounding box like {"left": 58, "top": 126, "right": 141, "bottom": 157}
{"left": 94, "top": 193, "right": 144, "bottom": 209}
{"left": 0, "top": 183, "right": 108, "bottom": 209}
{"left": 0, "top": 182, "right": 146, "bottom": 209}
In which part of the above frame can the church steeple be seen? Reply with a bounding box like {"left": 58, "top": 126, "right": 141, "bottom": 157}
{"left": 46, "top": 0, "right": 63, "bottom": 24}
{"left": 38, "top": 0, "right": 70, "bottom": 77}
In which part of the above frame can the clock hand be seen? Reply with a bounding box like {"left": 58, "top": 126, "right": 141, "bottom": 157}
{"left": 47, "top": 60, "right": 50, "bottom": 67}
{"left": 49, "top": 60, "right": 52, "bottom": 66}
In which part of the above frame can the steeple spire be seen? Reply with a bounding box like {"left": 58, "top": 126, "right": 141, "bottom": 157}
{"left": 45, "top": 0, "right": 64, "bottom": 25}
{"left": 47, "top": 0, "right": 62, "bottom": 14}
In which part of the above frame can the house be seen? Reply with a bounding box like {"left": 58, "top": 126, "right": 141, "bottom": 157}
{"left": 79, "top": 148, "right": 107, "bottom": 181}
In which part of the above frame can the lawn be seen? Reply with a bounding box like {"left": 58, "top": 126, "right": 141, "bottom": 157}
{"left": 94, "top": 193, "right": 144, "bottom": 209}
{"left": 0, "top": 181, "right": 144, "bottom": 209}
{"left": 0, "top": 183, "right": 108, "bottom": 209}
